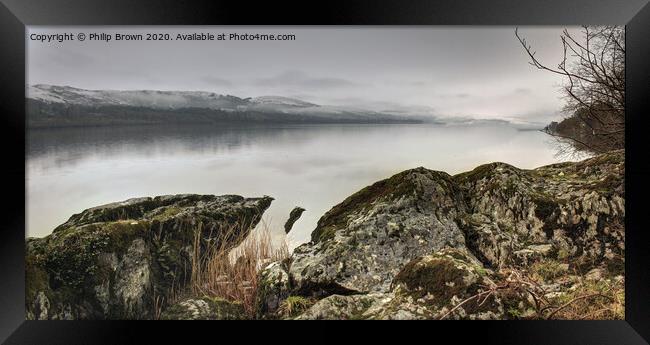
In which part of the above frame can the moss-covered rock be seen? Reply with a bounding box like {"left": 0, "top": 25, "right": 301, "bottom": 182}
{"left": 385, "top": 248, "right": 503, "bottom": 320}
{"left": 456, "top": 150, "right": 624, "bottom": 268}
{"left": 292, "top": 249, "right": 503, "bottom": 320}
{"left": 27, "top": 151, "right": 624, "bottom": 320}
{"left": 269, "top": 151, "right": 624, "bottom": 320}
{"left": 391, "top": 249, "right": 487, "bottom": 304}
{"left": 289, "top": 168, "right": 467, "bottom": 295}
{"left": 160, "top": 297, "right": 246, "bottom": 320}
{"left": 26, "top": 194, "right": 272, "bottom": 320}
{"left": 293, "top": 294, "right": 388, "bottom": 320}
{"left": 255, "top": 260, "right": 292, "bottom": 318}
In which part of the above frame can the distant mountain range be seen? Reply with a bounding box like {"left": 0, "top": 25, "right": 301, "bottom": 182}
{"left": 26, "top": 84, "right": 545, "bottom": 129}
{"left": 27, "top": 85, "right": 432, "bottom": 128}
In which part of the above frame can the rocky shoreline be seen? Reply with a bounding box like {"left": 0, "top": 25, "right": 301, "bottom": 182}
{"left": 26, "top": 150, "right": 625, "bottom": 320}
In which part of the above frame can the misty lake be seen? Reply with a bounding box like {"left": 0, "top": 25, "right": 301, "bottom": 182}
{"left": 27, "top": 123, "right": 574, "bottom": 249}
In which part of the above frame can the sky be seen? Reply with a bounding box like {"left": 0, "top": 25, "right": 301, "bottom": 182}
{"left": 27, "top": 26, "right": 579, "bottom": 123}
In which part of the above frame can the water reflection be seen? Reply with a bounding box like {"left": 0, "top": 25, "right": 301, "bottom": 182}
{"left": 27, "top": 123, "right": 567, "bottom": 249}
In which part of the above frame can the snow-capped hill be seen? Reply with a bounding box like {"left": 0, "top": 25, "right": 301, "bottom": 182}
{"left": 27, "top": 85, "right": 322, "bottom": 112}
{"left": 27, "top": 85, "right": 390, "bottom": 117}
{"left": 251, "top": 96, "right": 317, "bottom": 108}
{"left": 26, "top": 84, "right": 431, "bottom": 127}
{"left": 29, "top": 84, "right": 112, "bottom": 105}
{"left": 27, "top": 84, "right": 248, "bottom": 110}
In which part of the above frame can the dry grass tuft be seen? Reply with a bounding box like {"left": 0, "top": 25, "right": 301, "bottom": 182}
{"left": 545, "top": 278, "right": 624, "bottom": 320}
{"left": 278, "top": 296, "right": 314, "bottom": 318}
{"left": 189, "top": 219, "right": 289, "bottom": 318}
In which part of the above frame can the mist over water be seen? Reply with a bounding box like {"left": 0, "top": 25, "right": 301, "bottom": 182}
{"left": 27, "top": 123, "right": 571, "bottom": 249}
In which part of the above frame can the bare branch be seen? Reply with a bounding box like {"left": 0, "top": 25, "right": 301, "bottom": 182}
{"left": 516, "top": 26, "right": 625, "bottom": 154}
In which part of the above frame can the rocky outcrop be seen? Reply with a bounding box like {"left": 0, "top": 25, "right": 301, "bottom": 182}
{"left": 289, "top": 168, "right": 467, "bottom": 295}
{"left": 284, "top": 207, "right": 305, "bottom": 234}
{"left": 25, "top": 151, "right": 624, "bottom": 320}
{"left": 455, "top": 152, "right": 624, "bottom": 269}
{"left": 294, "top": 249, "right": 508, "bottom": 320}
{"left": 257, "top": 150, "right": 624, "bottom": 319}
{"left": 26, "top": 194, "right": 272, "bottom": 320}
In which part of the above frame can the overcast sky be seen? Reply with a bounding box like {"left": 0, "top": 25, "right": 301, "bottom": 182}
{"left": 27, "top": 26, "right": 579, "bottom": 122}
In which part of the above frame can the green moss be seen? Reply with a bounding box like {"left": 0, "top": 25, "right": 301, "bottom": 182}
{"left": 28, "top": 235, "right": 103, "bottom": 317}
{"left": 55, "top": 199, "right": 160, "bottom": 231}
{"left": 160, "top": 297, "right": 247, "bottom": 320}
{"left": 42, "top": 227, "right": 107, "bottom": 290}
{"left": 103, "top": 220, "right": 150, "bottom": 254}
{"left": 30, "top": 219, "right": 150, "bottom": 305}
{"left": 531, "top": 259, "right": 567, "bottom": 281}
{"left": 474, "top": 265, "right": 489, "bottom": 276}
{"left": 315, "top": 226, "right": 338, "bottom": 243}
{"left": 454, "top": 164, "right": 496, "bottom": 184}
{"left": 205, "top": 297, "right": 247, "bottom": 319}
{"left": 312, "top": 170, "right": 418, "bottom": 242}
{"left": 589, "top": 174, "right": 623, "bottom": 197}
{"left": 507, "top": 307, "right": 523, "bottom": 319}
{"left": 311, "top": 168, "right": 457, "bottom": 243}
{"left": 152, "top": 206, "right": 183, "bottom": 221}
{"left": 393, "top": 254, "right": 480, "bottom": 306}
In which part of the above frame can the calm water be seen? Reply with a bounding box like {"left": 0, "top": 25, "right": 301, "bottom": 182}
{"left": 27, "top": 123, "right": 569, "bottom": 249}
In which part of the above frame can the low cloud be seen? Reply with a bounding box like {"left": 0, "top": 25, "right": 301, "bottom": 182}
{"left": 48, "top": 50, "right": 94, "bottom": 69}
{"left": 257, "top": 70, "right": 359, "bottom": 90}
{"left": 202, "top": 76, "right": 233, "bottom": 87}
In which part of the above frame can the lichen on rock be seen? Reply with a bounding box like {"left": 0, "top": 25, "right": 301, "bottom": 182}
{"left": 255, "top": 260, "right": 292, "bottom": 318}
{"left": 262, "top": 151, "right": 625, "bottom": 320}
{"left": 26, "top": 194, "right": 273, "bottom": 320}
{"left": 289, "top": 168, "right": 467, "bottom": 295}
{"left": 26, "top": 151, "right": 625, "bottom": 320}
{"left": 160, "top": 297, "right": 246, "bottom": 320}
{"left": 456, "top": 150, "right": 624, "bottom": 269}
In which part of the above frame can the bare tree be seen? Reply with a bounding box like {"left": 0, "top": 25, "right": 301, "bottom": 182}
{"left": 516, "top": 26, "right": 624, "bottom": 154}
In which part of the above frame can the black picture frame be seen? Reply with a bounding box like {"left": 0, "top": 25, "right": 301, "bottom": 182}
{"left": 1, "top": 0, "right": 649, "bottom": 344}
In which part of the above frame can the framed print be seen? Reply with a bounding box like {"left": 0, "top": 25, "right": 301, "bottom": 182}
{"left": 1, "top": 0, "right": 649, "bottom": 344}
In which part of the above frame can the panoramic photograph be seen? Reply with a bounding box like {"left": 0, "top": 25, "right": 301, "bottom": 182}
{"left": 25, "top": 26, "right": 625, "bottom": 320}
